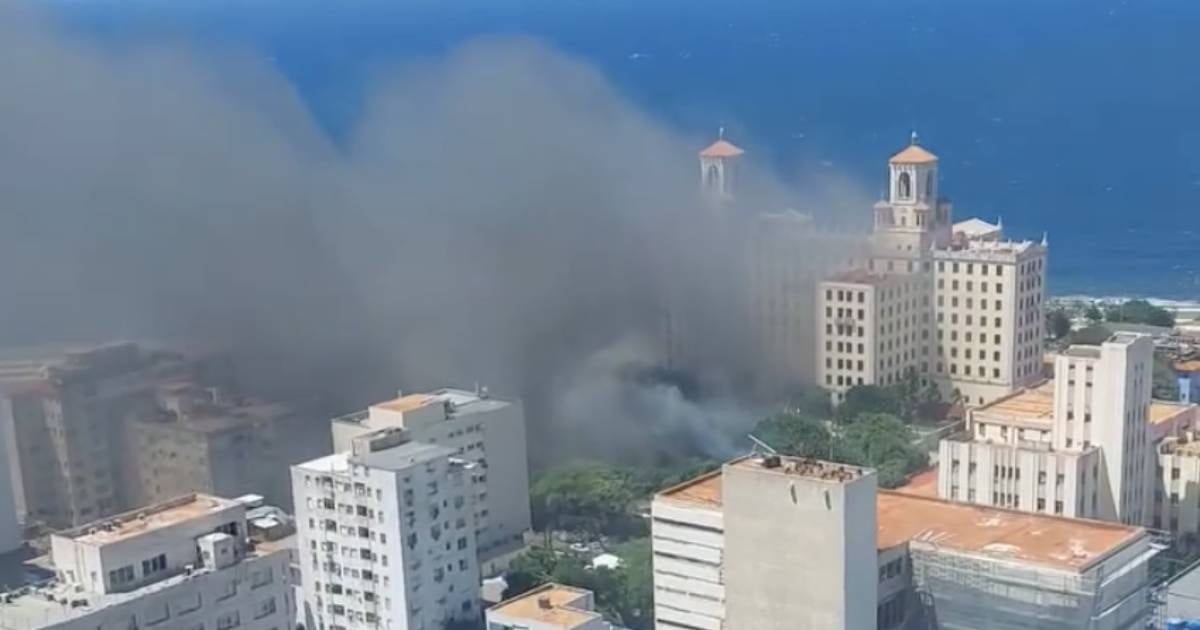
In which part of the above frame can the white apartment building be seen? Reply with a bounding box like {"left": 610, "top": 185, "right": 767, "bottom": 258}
{"left": 817, "top": 270, "right": 929, "bottom": 399}
{"left": 815, "top": 138, "right": 1048, "bottom": 406}
{"left": 0, "top": 493, "right": 294, "bottom": 630}
{"left": 938, "top": 333, "right": 1156, "bottom": 525}
{"left": 654, "top": 454, "right": 1160, "bottom": 630}
{"left": 331, "top": 387, "right": 531, "bottom": 564}
{"left": 1145, "top": 402, "right": 1200, "bottom": 541}
{"left": 486, "top": 583, "right": 616, "bottom": 630}
{"left": 292, "top": 429, "right": 481, "bottom": 630}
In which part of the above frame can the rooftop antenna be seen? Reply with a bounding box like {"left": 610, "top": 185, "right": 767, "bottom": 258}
{"left": 718, "top": 125, "right": 725, "bottom": 140}
{"left": 747, "top": 433, "right": 779, "bottom": 456}
{"left": 910, "top": 129, "right": 919, "bottom": 146}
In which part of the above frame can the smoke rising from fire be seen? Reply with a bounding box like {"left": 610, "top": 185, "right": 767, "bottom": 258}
{"left": 0, "top": 3, "right": 861, "bottom": 462}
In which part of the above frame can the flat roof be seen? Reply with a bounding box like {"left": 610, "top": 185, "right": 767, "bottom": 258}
{"left": 351, "top": 441, "right": 454, "bottom": 471}
{"left": 373, "top": 393, "right": 435, "bottom": 413}
{"left": 976, "top": 379, "right": 1192, "bottom": 429}
{"left": 1151, "top": 401, "right": 1195, "bottom": 425}
{"left": 657, "top": 469, "right": 724, "bottom": 509}
{"left": 657, "top": 465, "right": 1143, "bottom": 572}
{"left": 66, "top": 494, "right": 239, "bottom": 546}
{"left": 824, "top": 269, "right": 894, "bottom": 286}
{"left": 368, "top": 388, "right": 512, "bottom": 417}
{"left": 1175, "top": 359, "right": 1200, "bottom": 373}
{"left": 488, "top": 583, "right": 599, "bottom": 628}
{"left": 895, "top": 467, "right": 939, "bottom": 497}
{"left": 0, "top": 546, "right": 281, "bottom": 629}
{"left": 877, "top": 491, "right": 1142, "bottom": 571}
{"left": 975, "top": 381, "right": 1055, "bottom": 424}
{"left": 729, "top": 455, "right": 867, "bottom": 483}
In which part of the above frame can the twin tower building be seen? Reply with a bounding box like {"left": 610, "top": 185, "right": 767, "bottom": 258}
{"left": 696, "top": 132, "right": 1048, "bottom": 406}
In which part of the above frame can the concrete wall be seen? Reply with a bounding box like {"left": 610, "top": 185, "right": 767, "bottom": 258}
{"left": 938, "top": 439, "right": 1099, "bottom": 518}
{"left": 722, "top": 463, "right": 877, "bottom": 630}
{"left": 50, "top": 498, "right": 245, "bottom": 595}
{"left": 650, "top": 500, "right": 725, "bottom": 630}
{"left": 33, "top": 549, "right": 293, "bottom": 630}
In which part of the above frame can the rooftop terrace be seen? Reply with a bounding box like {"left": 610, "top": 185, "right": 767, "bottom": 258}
{"left": 62, "top": 494, "right": 239, "bottom": 546}
{"left": 487, "top": 583, "right": 601, "bottom": 629}
{"left": 973, "top": 378, "right": 1194, "bottom": 431}
{"left": 657, "top": 464, "right": 1144, "bottom": 572}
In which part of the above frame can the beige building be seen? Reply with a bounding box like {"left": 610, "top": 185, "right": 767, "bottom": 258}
{"left": 0, "top": 493, "right": 294, "bottom": 630}
{"left": 120, "top": 382, "right": 329, "bottom": 512}
{"left": 938, "top": 333, "right": 1158, "bottom": 526}
{"left": 0, "top": 343, "right": 186, "bottom": 528}
{"left": 331, "top": 387, "right": 531, "bottom": 564}
{"left": 932, "top": 238, "right": 1047, "bottom": 405}
{"left": 486, "top": 583, "right": 616, "bottom": 630}
{"left": 817, "top": 270, "right": 929, "bottom": 399}
{"left": 654, "top": 454, "right": 1161, "bottom": 630}
{"left": 816, "top": 137, "right": 1047, "bottom": 406}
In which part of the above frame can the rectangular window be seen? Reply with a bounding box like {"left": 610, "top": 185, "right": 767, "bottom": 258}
{"left": 255, "top": 597, "right": 278, "bottom": 619}
{"left": 217, "top": 611, "right": 240, "bottom": 630}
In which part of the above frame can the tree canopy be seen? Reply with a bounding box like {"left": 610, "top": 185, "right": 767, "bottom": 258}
{"left": 1067, "top": 323, "right": 1112, "bottom": 346}
{"left": 1046, "top": 308, "right": 1072, "bottom": 339}
{"left": 836, "top": 371, "right": 942, "bottom": 424}
{"left": 530, "top": 462, "right": 641, "bottom": 538}
{"left": 751, "top": 412, "right": 927, "bottom": 488}
{"left": 1103, "top": 299, "right": 1175, "bottom": 328}
{"left": 503, "top": 540, "right": 653, "bottom": 629}
{"left": 1154, "top": 352, "right": 1181, "bottom": 401}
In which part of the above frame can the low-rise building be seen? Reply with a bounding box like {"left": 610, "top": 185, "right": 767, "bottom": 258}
{"left": 0, "top": 493, "right": 294, "bottom": 630}
{"left": 938, "top": 333, "right": 1157, "bottom": 525}
{"left": 292, "top": 430, "right": 481, "bottom": 630}
{"left": 653, "top": 454, "right": 1161, "bottom": 630}
{"left": 486, "top": 583, "right": 618, "bottom": 630}
{"left": 331, "top": 387, "right": 531, "bottom": 564}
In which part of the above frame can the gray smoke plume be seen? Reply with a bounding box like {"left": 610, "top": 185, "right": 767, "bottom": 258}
{"left": 0, "top": 3, "right": 858, "bottom": 461}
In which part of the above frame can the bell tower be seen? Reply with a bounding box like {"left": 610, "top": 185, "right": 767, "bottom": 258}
{"left": 871, "top": 133, "right": 952, "bottom": 262}
{"left": 699, "top": 128, "right": 744, "bottom": 202}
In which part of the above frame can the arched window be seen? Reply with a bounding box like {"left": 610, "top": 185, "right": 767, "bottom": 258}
{"left": 897, "top": 172, "right": 912, "bottom": 199}
{"left": 925, "top": 172, "right": 935, "bottom": 199}
{"left": 705, "top": 164, "right": 720, "bottom": 191}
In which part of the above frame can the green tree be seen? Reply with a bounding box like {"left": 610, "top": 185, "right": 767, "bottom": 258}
{"left": 836, "top": 384, "right": 902, "bottom": 422}
{"left": 1046, "top": 309, "right": 1072, "bottom": 339}
{"left": 1067, "top": 323, "right": 1112, "bottom": 346}
{"left": 611, "top": 538, "right": 654, "bottom": 629}
{"left": 752, "top": 413, "right": 834, "bottom": 458}
{"left": 1154, "top": 353, "right": 1181, "bottom": 400}
{"left": 1104, "top": 299, "right": 1175, "bottom": 328}
{"left": 503, "top": 540, "right": 654, "bottom": 629}
{"left": 530, "top": 462, "right": 639, "bottom": 538}
{"left": 503, "top": 545, "right": 560, "bottom": 597}
{"left": 1085, "top": 304, "right": 1104, "bottom": 323}
{"left": 839, "top": 413, "right": 928, "bottom": 487}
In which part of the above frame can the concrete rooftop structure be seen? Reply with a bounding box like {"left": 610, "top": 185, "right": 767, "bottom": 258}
{"left": 658, "top": 465, "right": 1144, "bottom": 572}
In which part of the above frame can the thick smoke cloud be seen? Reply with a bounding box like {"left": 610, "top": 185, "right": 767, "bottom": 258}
{"left": 0, "top": 4, "right": 849, "bottom": 462}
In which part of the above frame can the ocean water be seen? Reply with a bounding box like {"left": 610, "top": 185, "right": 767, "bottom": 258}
{"left": 48, "top": 0, "right": 1200, "bottom": 298}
